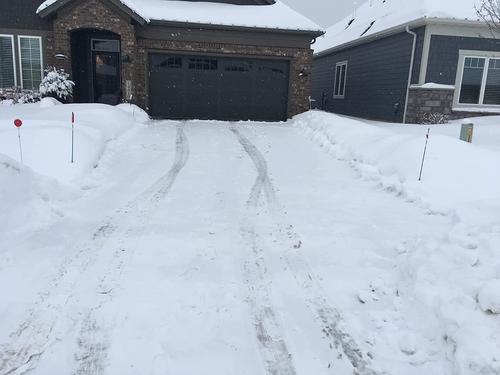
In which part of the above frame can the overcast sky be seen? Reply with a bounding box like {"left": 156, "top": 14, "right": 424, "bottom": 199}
{"left": 282, "top": 0, "right": 357, "bottom": 28}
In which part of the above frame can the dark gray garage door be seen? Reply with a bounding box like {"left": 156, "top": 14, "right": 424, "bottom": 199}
{"left": 148, "top": 53, "right": 290, "bottom": 122}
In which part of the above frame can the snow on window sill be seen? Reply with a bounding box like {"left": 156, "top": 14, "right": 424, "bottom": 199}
{"left": 453, "top": 106, "right": 500, "bottom": 114}
{"left": 410, "top": 83, "right": 455, "bottom": 90}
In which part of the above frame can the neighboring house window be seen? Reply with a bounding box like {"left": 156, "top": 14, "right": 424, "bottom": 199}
{"left": 334, "top": 61, "right": 347, "bottom": 98}
{"left": 18, "top": 36, "right": 43, "bottom": 90}
{"left": 0, "top": 35, "right": 16, "bottom": 88}
{"left": 457, "top": 55, "right": 500, "bottom": 106}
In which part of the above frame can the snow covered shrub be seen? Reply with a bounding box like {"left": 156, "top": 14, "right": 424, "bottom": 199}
{"left": 0, "top": 87, "right": 40, "bottom": 104}
{"left": 39, "top": 67, "right": 74, "bottom": 103}
{"left": 417, "top": 112, "right": 449, "bottom": 125}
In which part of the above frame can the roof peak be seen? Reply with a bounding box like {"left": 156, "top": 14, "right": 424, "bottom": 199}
{"left": 37, "top": 0, "right": 322, "bottom": 33}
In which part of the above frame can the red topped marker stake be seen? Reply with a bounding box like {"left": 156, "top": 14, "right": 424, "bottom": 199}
{"left": 14, "top": 119, "right": 23, "bottom": 166}
{"left": 71, "top": 112, "right": 75, "bottom": 163}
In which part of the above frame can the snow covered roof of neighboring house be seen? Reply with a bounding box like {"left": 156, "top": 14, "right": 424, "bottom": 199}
{"left": 37, "top": 0, "right": 323, "bottom": 33}
{"left": 314, "top": 0, "right": 482, "bottom": 55}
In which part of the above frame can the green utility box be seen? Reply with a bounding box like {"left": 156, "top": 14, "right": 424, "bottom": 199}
{"left": 460, "top": 123, "right": 474, "bottom": 143}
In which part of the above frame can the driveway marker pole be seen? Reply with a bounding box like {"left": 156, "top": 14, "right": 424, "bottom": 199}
{"left": 71, "top": 112, "right": 75, "bottom": 163}
{"left": 14, "top": 119, "right": 23, "bottom": 168}
{"left": 418, "top": 127, "right": 430, "bottom": 181}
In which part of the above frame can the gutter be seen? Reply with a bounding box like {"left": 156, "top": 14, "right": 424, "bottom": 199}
{"left": 314, "top": 17, "right": 427, "bottom": 58}
{"left": 148, "top": 19, "right": 325, "bottom": 38}
{"left": 403, "top": 25, "right": 417, "bottom": 124}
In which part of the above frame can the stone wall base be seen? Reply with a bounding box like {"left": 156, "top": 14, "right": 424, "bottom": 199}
{"left": 406, "top": 87, "right": 500, "bottom": 124}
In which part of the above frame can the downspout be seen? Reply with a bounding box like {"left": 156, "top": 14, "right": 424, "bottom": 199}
{"left": 403, "top": 25, "right": 417, "bottom": 124}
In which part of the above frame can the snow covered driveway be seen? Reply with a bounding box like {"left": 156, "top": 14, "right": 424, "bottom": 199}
{"left": 0, "top": 118, "right": 494, "bottom": 374}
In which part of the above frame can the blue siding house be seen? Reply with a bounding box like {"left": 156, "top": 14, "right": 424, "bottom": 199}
{"left": 312, "top": 0, "right": 500, "bottom": 123}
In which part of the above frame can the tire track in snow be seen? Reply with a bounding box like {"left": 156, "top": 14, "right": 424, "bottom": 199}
{"left": 232, "top": 127, "right": 375, "bottom": 375}
{"left": 73, "top": 122, "right": 190, "bottom": 375}
{"left": 232, "top": 128, "right": 297, "bottom": 375}
{"left": 0, "top": 123, "right": 189, "bottom": 375}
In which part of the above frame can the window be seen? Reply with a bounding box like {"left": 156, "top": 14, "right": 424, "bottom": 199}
{"left": 484, "top": 58, "right": 500, "bottom": 105}
{"left": 18, "top": 36, "right": 43, "bottom": 90}
{"left": 259, "top": 65, "right": 285, "bottom": 75}
{"left": 334, "top": 61, "right": 347, "bottom": 98}
{"left": 159, "top": 57, "right": 182, "bottom": 69}
{"left": 0, "top": 35, "right": 16, "bottom": 88}
{"left": 91, "top": 39, "right": 120, "bottom": 53}
{"left": 188, "top": 58, "right": 218, "bottom": 71}
{"left": 459, "top": 57, "right": 485, "bottom": 104}
{"left": 457, "top": 54, "right": 500, "bottom": 106}
{"left": 225, "top": 62, "right": 251, "bottom": 72}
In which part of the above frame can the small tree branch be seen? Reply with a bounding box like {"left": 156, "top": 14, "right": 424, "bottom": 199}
{"left": 476, "top": 0, "right": 500, "bottom": 36}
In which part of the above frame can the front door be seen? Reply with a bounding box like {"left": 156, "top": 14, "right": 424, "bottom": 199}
{"left": 92, "top": 39, "right": 121, "bottom": 105}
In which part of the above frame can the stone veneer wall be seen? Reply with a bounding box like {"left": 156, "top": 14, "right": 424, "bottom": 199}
{"left": 50, "top": 0, "right": 137, "bottom": 101}
{"left": 135, "top": 39, "right": 313, "bottom": 118}
{"left": 406, "top": 87, "right": 499, "bottom": 123}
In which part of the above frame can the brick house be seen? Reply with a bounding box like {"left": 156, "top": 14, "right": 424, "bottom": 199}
{"left": 0, "top": 0, "right": 323, "bottom": 121}
{"left": 312, "top": 0, "right": 500, "bottom": 124}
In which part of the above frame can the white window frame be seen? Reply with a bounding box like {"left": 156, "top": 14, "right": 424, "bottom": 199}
{"left": 333, "top": 61, "right": 348, "bottom": 99}
{"left": 17, "top": 35, "right": 43, "bottom": 90}
{"left": 0, "top": 34, "right": 17, "bottom": 88}
{"left": 454, "top": 50, "right": 500, "bottom": 110}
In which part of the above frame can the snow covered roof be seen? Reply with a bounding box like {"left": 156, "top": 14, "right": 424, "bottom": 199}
{"left": 314, "top": 0, "right": 482, "bottom": 55}
{"left": 37, "top": 0, "right": 322, "bottom": 33}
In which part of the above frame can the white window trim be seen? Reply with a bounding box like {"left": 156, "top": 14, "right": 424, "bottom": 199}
{"left": 17, "top": 35, "right": 43, "bottom": 90}
{"left": 454, "top": 50, "right": 500, "bottom": 111}
{"left": 333, "top": 61, "right": 348, "bottom": 99}
{"left": 0, "top": 34, "right": 17, "bottom": 88}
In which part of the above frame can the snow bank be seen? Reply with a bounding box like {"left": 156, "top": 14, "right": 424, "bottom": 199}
{"left": 39, "top": 97, "right": 62, "bottom": 108}
{"left": 315, "top": 0, "right": 481, "bottom": 53}
{"left": 116, "top": 103, "right": 150, "bottom": 124}
{"left": 294, "top": 110, "right": 500, "bottom": 374}
{"left": 38, "top": 0, "right": 321, "bottom": 32}
{"left": 478, "top": 280, "right": 500, "bottom": 314}
{"left": 0, "top": 103, "right": 136, "bottom": 185}
{"left": 294, "top": 111, "right": 500, "bottom": 221}
{"left": 0, "top": 153, "right": 72, "bottom": 237}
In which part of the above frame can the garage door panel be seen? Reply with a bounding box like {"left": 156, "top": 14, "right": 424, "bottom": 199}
{"left": 149, "top": 53, "right": 289, "bottom": 121}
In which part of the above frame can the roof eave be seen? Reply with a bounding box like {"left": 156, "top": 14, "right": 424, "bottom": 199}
{"left": 148, "top": 19, "right": 325, "bottom": 38}
{"left": 314, "top": 17, "right": 427, "bottom": 58}
{"left": 314, "top": 17, "right": 491, "bottom": 58}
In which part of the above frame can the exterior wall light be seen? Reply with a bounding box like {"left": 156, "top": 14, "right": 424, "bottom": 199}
{"left": 299, "top": 68, "right": 309, "bottom": 77}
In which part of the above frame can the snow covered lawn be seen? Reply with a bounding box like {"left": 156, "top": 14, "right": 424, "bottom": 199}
{"left": 0, "top": 105, "right": 499, "bottom": 375}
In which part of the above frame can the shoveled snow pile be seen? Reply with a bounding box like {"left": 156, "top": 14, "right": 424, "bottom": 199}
{"left": 315, "top": 0, "right": 481, "bottom": 53}
{"left": 478, "top": 280, "right": 500, "bottom": 314}
{"left": 37, "top": 0, "right": 322, "bottom": 32}
{"left": 0, "top": 153, "right": 72, "bottom": 238}
{"left": 116, "top": 103, "right": 150, "bottom": 124}
{"left": 294, "top": 110, "right": 500, "bottom": 374}
{"left": 295, "top": 111, "right": 500, "bottom": 220}
{"left": 39, "top": 97, "right": 62, "bottom": 108}
{"left": 0, "top": 103, "right": 136, "bottom": 185}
